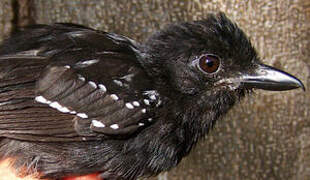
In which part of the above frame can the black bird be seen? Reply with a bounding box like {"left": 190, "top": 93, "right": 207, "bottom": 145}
{"left": 0, "top": 13, "right": 304, "bottom": 180}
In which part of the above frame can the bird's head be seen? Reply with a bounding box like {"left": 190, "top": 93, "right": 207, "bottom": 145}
{"left": 144, "top": 13, "right": 304, "bottom": 101}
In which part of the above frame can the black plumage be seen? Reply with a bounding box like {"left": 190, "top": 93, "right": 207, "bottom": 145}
{"left": 0, "top": 13, "right": 304, "bottom": 179}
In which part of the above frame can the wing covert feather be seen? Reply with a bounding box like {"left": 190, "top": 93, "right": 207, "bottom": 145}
{"left": 0, "top": 23, "right": 161, "bottom": 142}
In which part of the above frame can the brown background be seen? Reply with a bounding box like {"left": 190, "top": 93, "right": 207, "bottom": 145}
{"left": 0, "top": 0, "right": 309, "bottom": 179}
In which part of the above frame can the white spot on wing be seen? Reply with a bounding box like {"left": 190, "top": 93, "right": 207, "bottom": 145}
{"left": 143, "top": 90, "right": 159, "bottom": 96}
{"left": 150, "top": 95, "right": 156, "bottom": 100}
{"left": 92, "top": 120, "right": 105, "bottom": 128}
{"left": 110, "top": 124, "right": 119, "bottom": 129}
{"left": 125, "top": 103, "right": 134, "bottom": 109}
{"left": 132, "top": 101, "right": 140, "bottom": 107}
{"left": 143, "top": 99, "right": 150, "bottom": 105}
{"left": 35, "top": 96, "right": 77, "bottom": 114}
{"left": 35, "top": 96, "right": 51, "bottom": 104}
{"left": 58, "top": 106, "right": 70, "bottom": 113}
{"left": 144, "top": 90, "right": 159, "bottom": 100}
{"left": 88, "top": 81, "right": 97, "bottom": 88}
{"left": 77, "top": 113, "right": 88, "bottom": 119}
{"left": 78, "top": 74, "right": 86, "bottom": 82}
{"left": 113, "top": 80, "right": 123, "bottom": 87}
{"left": 141, "top": 108, "right": 146, "bottom": 113}
{"left": 64, "top": 65, "right": 71, "bottom": 69}
{"left": 143, "top": 90, "right": 162, "bottom": 107}
{"left": 138, "top": 122, "right": 144, "bottom": 126}
{"left": 148, "top": 118, "right": 152, "bottom": 122}
{"left": 98, "top": 84, "right": 107, "bottom": 92}
{"left": 49, "top": 102, "right": 62, "bottom": 109}
{"left": 110, "top": 94, "right": 119, "bottom": 101}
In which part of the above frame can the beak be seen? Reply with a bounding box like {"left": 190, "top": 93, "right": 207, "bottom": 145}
{"left": 238, "top": 64, "right": 305, "bottom": 91}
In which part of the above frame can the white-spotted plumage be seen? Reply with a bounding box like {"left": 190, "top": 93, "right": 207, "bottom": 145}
{"left": 57, "top": 106, "right": 71, "bottom": 113}
{"left": 110, "top": 124, "right": 119, "bottom": 129}
{"left": 143, "top": 90, "right": 162, "bottom": 107}
{"left": 77, "top": 113, "right": 88, "bottom": 119}
{"left": 150, "top": 95, "right": 156, "bottom": 100}
{"left": 34, "top": 74, "right": 159, "bottom": 134}
{"left": 78, "top": 75, "right": 86, "bottom": 82}
{"left": 69, "top": 111, "right": 77, "bottom": 114}
{"left": 143, "top": 90, "right": 160, "bottom": 104}
{"left": 143, "top": 99, "right": 150, "bottom": 106}
{"left": 36, "top": 96, "right": 76, "bottom": 114}
{"left": 132, "top": 101, "right": 140, "bottom": 107}
{"left": 92, "top": 120, "right": 106, "bottom": 128}
{"left": 49, "top": 102, "right": 62, "bottom": 109}
{"left": 143, "top": 90, "right": 158, "bottom": 97}
{"left": 35, "top": 96, "right": 51, "bottom": 104}
{"left": 110, "top": 94, "right": 119, "bottom": 101}
{"left": 125, "top": 103, "right": 134, "bottom": 109}
{"left": 88, "top": 81, "right": 97, "bottom": 88}
{"left": 98, "top": 84, "right": 107, "bottom": 92}
{"left": 113, "top": 80, "right": 123, "bottom": 87}
{"left": 64, "top": 65, "right": 71, "bottom": 69}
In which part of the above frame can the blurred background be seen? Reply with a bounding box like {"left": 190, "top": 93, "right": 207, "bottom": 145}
{"left": 0, "top": 0, "right": 309, "bottom": 179}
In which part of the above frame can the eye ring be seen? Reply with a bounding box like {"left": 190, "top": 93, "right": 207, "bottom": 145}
{"left": 196, "top": 54, "right": 221, "bottom": 74}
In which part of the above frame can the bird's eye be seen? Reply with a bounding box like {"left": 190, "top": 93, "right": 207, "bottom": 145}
{"left": 198, "top": 54, "right": 220, "bottom": 74}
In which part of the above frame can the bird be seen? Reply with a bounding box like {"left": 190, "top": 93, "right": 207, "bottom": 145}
{"left": 0, "top": 12, "right": 304, "bottom": 180}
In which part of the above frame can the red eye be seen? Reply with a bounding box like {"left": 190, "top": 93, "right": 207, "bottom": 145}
{"left": 198, "top": 54, "right": 220, "bottom": 73}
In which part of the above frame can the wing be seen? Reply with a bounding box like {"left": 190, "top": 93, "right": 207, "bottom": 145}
{"left": 0, "top": 23, "right": 161, "bottom": 142}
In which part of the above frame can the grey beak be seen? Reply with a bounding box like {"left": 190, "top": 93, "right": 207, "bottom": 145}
{"left": 239, "top": 64, "right": 305, "bottom": 91}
